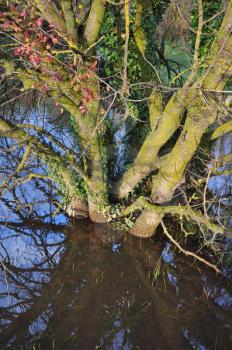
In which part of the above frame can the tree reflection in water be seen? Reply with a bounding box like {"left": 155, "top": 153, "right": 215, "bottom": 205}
{"left": 0, "top": 192, "right": 232, "bottom": 349}
{"left": 0, "top": 97, "right": 231, "bottom": 350}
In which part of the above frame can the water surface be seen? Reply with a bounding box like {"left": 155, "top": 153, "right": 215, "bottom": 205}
{"left": 0, "top": 91, "right": 232, "bottom": 350}
{"left": 0, "top": 219, "right": 232, "bottom": 350}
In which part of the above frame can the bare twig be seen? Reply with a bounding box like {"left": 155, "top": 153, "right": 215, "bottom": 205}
{"left": 161, "top": 221, "right": 222, "bottom": 274}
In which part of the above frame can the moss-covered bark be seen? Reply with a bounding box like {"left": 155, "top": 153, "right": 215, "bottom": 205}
{"left": 116, "top": 87, "right": 193, "bottom": 199}
{"left": 131, "top": 0, "right": 232, "bottom": 237}
{"left": 2, "top": 62, "right": 108, "bottom": 222}
{"left": 211, "top": 120, "right": 232, "bottom": 140}
{"left": 1, "top": 0, "right": 232, "bottom": 239}
{"left": 84, "top": 0, "right": 106, "bottom": 46}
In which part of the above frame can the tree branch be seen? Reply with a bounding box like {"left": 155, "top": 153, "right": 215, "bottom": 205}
{"left": 60, "top": 0, "right": 78, "bottom": 48}
{"left": 0, "top": 117, "right": 88, "bottom": 181}
{"left": 121, "top": 196, "right": 224, "bottom": 235}
{"left": 84, "top": 0, "right": 106, "bottom": 46}
{"left": 184, "top": 0, "right": 203, "bottom": 87}
{"left": 34, "top": 0, "right": 67, "bottom": 34}
{"left": 211, "top": 120, "right": 232, "bottom": 140}
{"left": 161, "top": 221, "right": 222, "bottom": 274}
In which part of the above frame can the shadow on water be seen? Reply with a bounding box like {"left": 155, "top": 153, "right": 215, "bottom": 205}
{"left": 0, "top": 218, "right": 232, "bottom": 350}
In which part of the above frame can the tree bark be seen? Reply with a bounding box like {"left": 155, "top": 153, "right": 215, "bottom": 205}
{"left": 131, "top": 0, "right": 232, "bottom": 237}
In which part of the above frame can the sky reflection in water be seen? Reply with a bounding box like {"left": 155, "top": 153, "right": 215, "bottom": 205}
{"left": 0, "top": 100, "right": 231, "bottom": 349}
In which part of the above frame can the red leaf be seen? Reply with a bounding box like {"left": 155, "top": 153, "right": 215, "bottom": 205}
{"left": 79, "top": 105, "right": 88, "bottom": 114}
{"left": 54, "top": 73, "right": 62, "bottom": 81}
{"left": 29, "top": 54, "right": 41, "bottom": 66}
{"left": 36, "top": 18, "right": 43, "bottom": 27}
{"left": 37, "top": 32, "right": 48, "bottom": 43}
{"left": 20, "top": 9, "right": 26, "bottom": 19}
{"left": 79, "top": 72, "right": 91, "bottom": 81}
{"left": 25, "top": 47, "right": 32, "bottom": 55}
{"left": 13, "top": 47, "right": 22, "bottom": 56}
{"left": 90, "top": 60, "right": 98, "bottom": 71}
{"left": 82, "top": 87, "right": 94, "bottom": 102}
{"left": 2, "top": 21, "right": 12, "bottom": 29}
{"left": 50, "top": 34, "right": 59, "bottom": 44}
{"left": 45, "top": 55, "right": 54, "bottom": 63}
{"left": 41, "top": 84, "right": 49, "bottom": 92}
{"left": 23, "top": 30, "right": 31, "bottom": 42}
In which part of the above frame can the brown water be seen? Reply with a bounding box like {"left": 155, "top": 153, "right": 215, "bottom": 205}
{"left": 0, "top": 80, "right": 232, "bottom": 350}
{"left": 0, "top": 220, "right": 232, "bottom": 350}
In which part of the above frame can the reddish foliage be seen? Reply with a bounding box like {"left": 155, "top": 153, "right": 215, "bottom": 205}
{"left": 79, "top": 72, "right": 91, "bottom": 82}
{"left": 13, "top": 47, "right": 22, "bottom": 56}
{"left": 29, "top": 53, "right": 42, "bottom": 66}
{"left": 54, "top": 72, "right": 62, "bottom": 81}
{"left": 44, "top": 55, "right": 54, "bottom": 63}
{"left": 41, "top": 83, "right": 49, "bottom": 92}
{"left": 19, "top": 8, "right": 27, "bottom": 20}
{"left": 79, "top": 105, "right": 88, "bottom": 114}
{"left": 51, "top": 35, "right": 59, "bottom": 44}
{"left": 2, "top": 21, "right": 12, "bottom": 29}
{"left": 36, "top": 18, "right": 43, "bottom": 27}
{"left": 89, "top": 60, "right": 98, "bottom": 71}
{"left": 0, "top": 4, "right": 96, "bottom": 108}
{"left": 82, "top": 87, "right": 94, "bottom": 103}
{"left": 0, "top": 6, "right": 62, "bottom": 70}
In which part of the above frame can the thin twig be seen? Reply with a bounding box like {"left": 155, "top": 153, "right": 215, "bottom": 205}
{"left": 161, "top": 221, "right": 222, "bottom": 274}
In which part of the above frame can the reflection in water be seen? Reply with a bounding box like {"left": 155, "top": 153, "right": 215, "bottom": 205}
{"left": 0, "top": 218, "right": 232, "bottom": 350}
{"left": 0, "top": 89, "right": 232, "bottom": 350}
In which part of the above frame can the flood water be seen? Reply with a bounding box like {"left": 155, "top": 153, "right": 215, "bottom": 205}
{"left": 0, "top": 96, "right": 232, "bottom": 349}
{"left": 0, "top": 217, "right": 232, "bottom": 350}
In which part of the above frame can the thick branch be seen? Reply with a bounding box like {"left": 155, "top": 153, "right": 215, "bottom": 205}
{"left": 134, "top": 0, "right": 164, "bottom": 130}
{"left": 116, "top": 86, "right": 194, "bottom": 199}
{"left": 184, "top": 0, "right": 203, "bottom": 87}
{"left": 211, "top": 120, "right": 232, "bottom": 140}
{"left": 117, "top": 0, "right": 232, "bottom": 201}
{"left": 121, "top": 196, "right": 224, "bottom": 235}
{"left": 84, "top": 0, "right": 106, "bottom": 46}
{"left": 60, "top": 0, "right": 78, "bottom": 48}
{"left": 34, "top": 0, "right": 67, "bottom": 33}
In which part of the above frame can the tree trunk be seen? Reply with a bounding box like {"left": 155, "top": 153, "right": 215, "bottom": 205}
{"left": 131, "top": 0, "right": 232, "bottom": 236}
